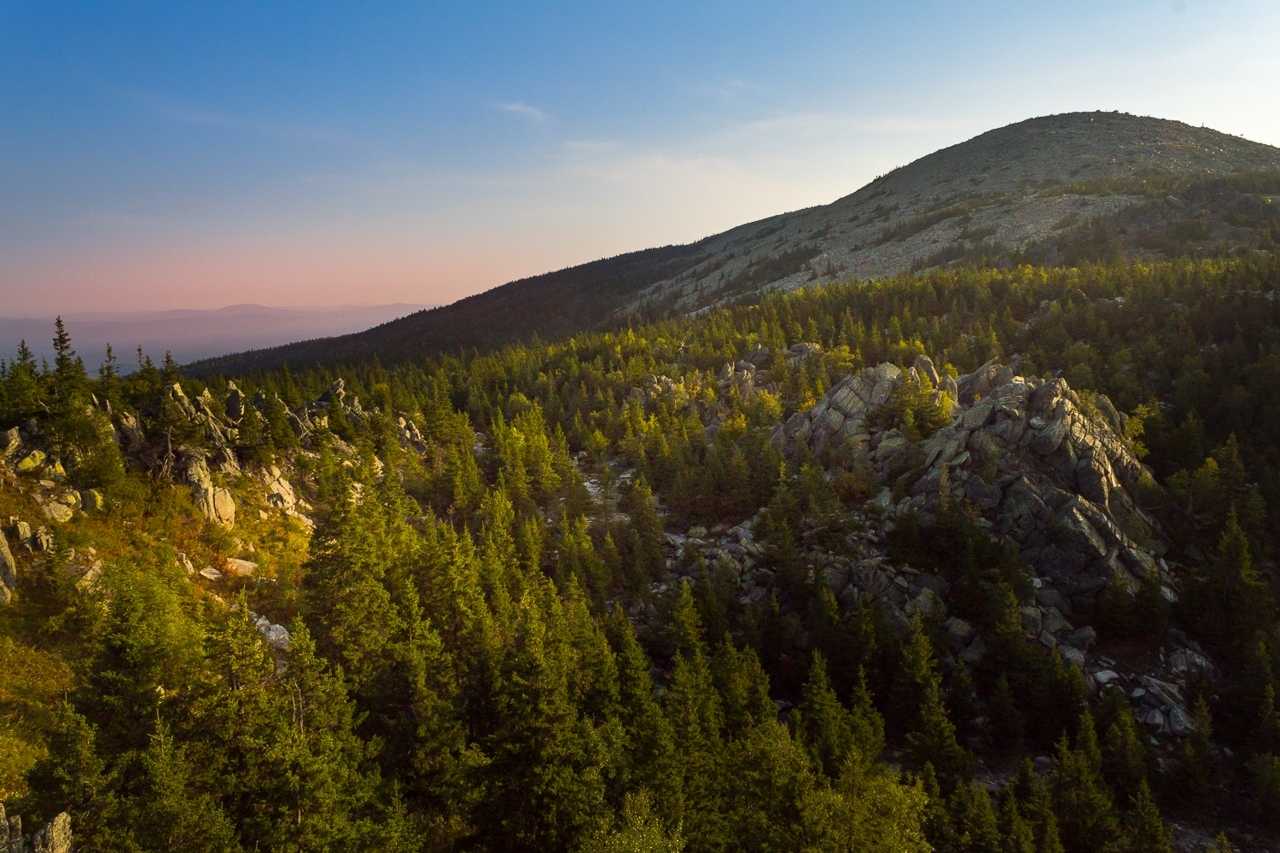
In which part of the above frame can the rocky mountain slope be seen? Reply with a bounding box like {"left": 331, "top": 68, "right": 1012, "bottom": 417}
{"left": 190, "top": 111, "right": 1280, "bottom": 375}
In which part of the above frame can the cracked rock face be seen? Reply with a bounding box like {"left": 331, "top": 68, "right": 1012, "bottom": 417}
{"left": 183, "top": 454, "right": 237, "bottom": 528}
{"left": 781, "top": 355, "right": 1165, "bottom": 606}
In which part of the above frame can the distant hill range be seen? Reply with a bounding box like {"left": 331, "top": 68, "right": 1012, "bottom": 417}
{"left": 0, "top": 303, "right": 426, "bottom": 370}
{"left": 189, "top": 111, "right": 1280, "bottom": 375}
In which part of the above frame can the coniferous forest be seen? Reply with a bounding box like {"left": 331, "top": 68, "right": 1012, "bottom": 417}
{"left": 3, "top": 256, "right": 1280, "bottom": 850}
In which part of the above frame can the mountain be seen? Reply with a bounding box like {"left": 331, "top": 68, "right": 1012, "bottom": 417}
{"left": 0, "top": 303, "right": 426, "bottom": 369}
{"left": 190, "top": 110, "right": 1280, "bottom": 374}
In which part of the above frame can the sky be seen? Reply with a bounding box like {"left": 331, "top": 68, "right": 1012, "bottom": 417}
{"left": 2, "top": 0, "right": 1279, "bottom": 315}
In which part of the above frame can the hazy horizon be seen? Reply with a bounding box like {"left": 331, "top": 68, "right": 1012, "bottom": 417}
{"left": 4, "top": 0, "right": 1280, "bottom": 315}
{"left": 0, "top": 303, "right": 429, "bottom": 367}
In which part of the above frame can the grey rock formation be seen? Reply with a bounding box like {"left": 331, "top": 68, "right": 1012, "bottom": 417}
{"left": 782, "top": 355, "right": 1164, "bottom": 607}
{"left": 0, "top": 529, "right": 16, "bottom": 605}
{"left": 225, "top": 381, "right": 245, "bottom": 421}
{"left": 1, "top": 427, "right": 21, "bottom": 460}
{"left": 773, "top": 362, "right": 902, "bottom": 455}
{"left": 0, "top": 805, "right": 72, "bottom": 853}
{"left": 183, "top": 455, "right": 237, "bottom": 527}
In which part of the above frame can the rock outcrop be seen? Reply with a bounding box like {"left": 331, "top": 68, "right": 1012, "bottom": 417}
{"left": 0, "top": 804, "right": 72, "bottom": 853}
{"left": 182, "top": 454, "right": 236, "bottom": 528}
{"left": 780, "top": 355, "right": 1165, "bottom": 609}
{"left": 0, "top": 529, "right": 16, "bottom": 605}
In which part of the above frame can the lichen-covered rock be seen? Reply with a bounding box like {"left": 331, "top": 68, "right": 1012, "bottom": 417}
{"left": 15, "top": 449, "right": 46, "bottom": 473}
{"left": 183, "top": 455, "right": 236, "bottom": 527}
{"left": 781, "top": 354, "right": 1165, "bottom": 605}
{"left": 41, "top": 501, "right": 75, "bottom": 524}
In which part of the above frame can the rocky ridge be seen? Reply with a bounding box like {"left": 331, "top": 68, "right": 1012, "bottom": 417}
{"left": 634, "top": 351, "right": 1205, "bottom": 741}
{"left": 0, "top": 376, "right": 429, "bottom": 606}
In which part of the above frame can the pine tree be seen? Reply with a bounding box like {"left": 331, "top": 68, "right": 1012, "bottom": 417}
{"left": 131, "top": 722, "right": 238, "bottom": 851}
{"left": 948, "top": 781, "right": 1001, "bottom": 853}
{"left": 1103, "top": 704, "right": 1148, "bottom": 800}
{"left": 899, "top": 616, "right": 971, "bottom": 785}
{"left": 998, "top": 794, "right": 1036, "bottom": 853}
{"left": 797, "top": 651, "right": 856, "bottom": 778}
{"left": 1122, "top": 780, "right": 1171, "bottom": 853}
{"left": 476, "top": 590, "right": 608, "bottom": 851}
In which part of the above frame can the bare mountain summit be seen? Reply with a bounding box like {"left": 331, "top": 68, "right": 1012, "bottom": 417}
{"left": 191, "top": 111, "right": 1280, "bottom": 374}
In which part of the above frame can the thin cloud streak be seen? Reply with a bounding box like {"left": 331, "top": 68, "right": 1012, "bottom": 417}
{"left": 125, "top": 90, "right": 356, "bottom": 146}
{"left": 496, "top": 101, "right": 550, "bottom": 122}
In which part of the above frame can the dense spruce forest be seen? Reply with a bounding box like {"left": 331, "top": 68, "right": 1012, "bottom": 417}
{"left": 5, "top": 256, "right": 1280, "bottom": 850}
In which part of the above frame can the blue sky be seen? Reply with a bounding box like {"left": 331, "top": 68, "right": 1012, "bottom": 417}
{"left": 2, "top": 0, "right": 1278, "bottom": 313}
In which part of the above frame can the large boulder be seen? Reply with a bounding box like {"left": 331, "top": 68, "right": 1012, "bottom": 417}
{"left": 182, "top": 455, "right": 236, "bottom": 527}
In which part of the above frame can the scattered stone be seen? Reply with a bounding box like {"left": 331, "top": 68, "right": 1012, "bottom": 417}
{"left": 199, "top": 567, "right": 223, "bottom": 582}
{"left": 41, "top": 502, "right": 74, "bottom": 524}
{"left": 223, "top": 558, "right": 259, "bottom": 578}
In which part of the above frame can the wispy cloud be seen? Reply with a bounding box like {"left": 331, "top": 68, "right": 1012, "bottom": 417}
{"left": 125, "top": 90, "right": 355, "bottom": 146}
{"left": 689, "top": 76, "right": 762, "bottom": 99}
{"left": 496, "top": 101, "right": 550, "bottom": 122}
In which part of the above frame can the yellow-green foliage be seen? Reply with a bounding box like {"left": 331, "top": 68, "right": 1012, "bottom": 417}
{"left": 0, "top": 637, "right": 73, "bottom": 799}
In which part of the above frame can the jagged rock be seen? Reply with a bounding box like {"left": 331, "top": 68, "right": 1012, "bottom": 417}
{"left": 15, "top": 450, "right": 46, "bottom": 473}
{"left": 912, "top": 353, "right": 941, "bottom": 387}
{"left": 32, "top": 527, "right": 53, "bottom": 552}
{"left": 1168, "top": 647, "right": 1213, "bottom": 675}
{"left": 774, "top": 362, "right": 901, "bottom": 453}
{"left": 114, "top": 410, "right": 147, "bottom": 454}
{"left": 254, "top": 614, "right": 292, "bottom": 650}
{"left": 182, "top": 455, "right": 236, "bottom": 527}
{"left": 0, "top": 807, "right": 71, "bottom": 853}
{"left": 781, "top": 353, "right": 1165, "bottom": 608}
{"left": 261, "top": 465, "right": 298, "bottom": 512}
{"left": 787, "top": 342, "right": 822, "bottom": 361}
{"left": 1, "top": 427, "right": 21, "bottom": 460}
{"left": 74, "top": 559, "right": 104, "bottom": 593}
{"left": 0, "top": 529, "right": 16, "bottom": 605}
{"left": 225, "top": 381, "right": 245, "bottom": 421}
{"left": 33, "top": 811, "right": 72, "bottom": 853}
{"left": 318, "top": 378, "right": 347, "bottom": 408}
